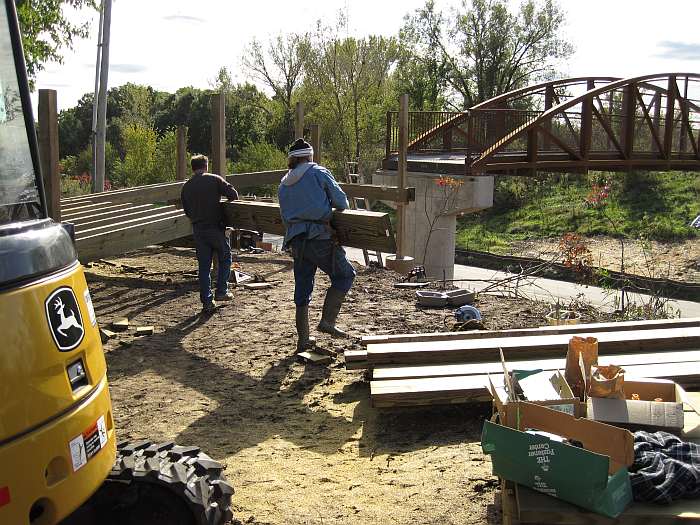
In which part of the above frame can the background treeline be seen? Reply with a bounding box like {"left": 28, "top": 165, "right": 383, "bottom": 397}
{"left": 54, "top": 0, "right": 573, "bottom": 189}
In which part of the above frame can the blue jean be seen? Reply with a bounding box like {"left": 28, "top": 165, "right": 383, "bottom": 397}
{"left": 290, "top": 236, "right": 355, "bottom": 306}
{"left": 193, "top": 225, "right": 231, "bottom": 304}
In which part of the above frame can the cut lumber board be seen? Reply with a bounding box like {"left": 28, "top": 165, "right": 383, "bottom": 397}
{"left": 222, "top": 200, "right": 396, "bottom": 253}
{"left": 370, "top": 361, "right": 700, "bottom": 408}
{"left": 366, "top": 327, "right": 700, "bottom": 366}
{"left": 63, "top": 202, "right": 136, "bottom": 219}
{"left": 71, "top": 205, "right": 170, "bottom": 231}
{"left": 361, "top": 317, "right": 700, "bottom": 346}
{"left": 75, "top": 212, "right": 192, "bottom": 263}
{"left": 61, "top": 171, "right": 413, "bottom": 208}
{"left": 372, "top": 349, "right": 700, "bottom": 381}
{"left": 76, "top": 209, "right": 184, "bottom": 237}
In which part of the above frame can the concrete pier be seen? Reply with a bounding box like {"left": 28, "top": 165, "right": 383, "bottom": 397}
{"left": 373, "top": 170, "right": 494, "bottom": 279}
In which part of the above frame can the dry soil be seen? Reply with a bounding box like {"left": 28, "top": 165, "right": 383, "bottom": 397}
{"left": 86, "top": 245, "right": 606, "bottom": 525}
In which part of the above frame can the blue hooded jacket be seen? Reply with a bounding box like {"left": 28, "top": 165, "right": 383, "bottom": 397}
{"left": 278, "top": 162, "right": 349, "bottom": 248}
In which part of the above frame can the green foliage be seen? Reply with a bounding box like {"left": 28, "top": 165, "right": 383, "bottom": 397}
{"left": 114, "top": 124, "right": 177, "bottom": 187}
{"left": 231, "top": 142, "right": 287, "bottom": 174}
{"left": 16, "top": 0, "right": 96, "bottom": 88}
{"left": 60, "top": 141, "right": 120, "bottom": 180}
{"left": 301, "top": 20, "right": 398, "bottom": 176}
{"left": 401, "top": 0, "right": 572, "bottom": 108}
{"left": 456, "top": 171, "right": 699, "bottom": 252}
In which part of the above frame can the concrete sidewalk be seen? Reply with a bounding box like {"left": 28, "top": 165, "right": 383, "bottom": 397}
{"left": 262, "top": 234, "right": 700, "bottom": 318}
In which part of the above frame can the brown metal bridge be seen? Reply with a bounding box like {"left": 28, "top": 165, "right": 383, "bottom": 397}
{"left": 383, "top": 73, "right": 700, "bottom": 176}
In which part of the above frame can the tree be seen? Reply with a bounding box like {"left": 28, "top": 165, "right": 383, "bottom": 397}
{"left": 301, "top": 18, "right": 398, "bottom": 177}
{"left": 402, "top": 0, "right": 573, "bottom": 109}
{"left": 16, "top": 0, "right": 97, "bottom": 89}
{"left": 242, "top": 34, "right": 305, "bottom": 146}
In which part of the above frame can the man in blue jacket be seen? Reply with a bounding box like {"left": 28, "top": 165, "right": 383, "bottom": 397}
{"left": 278, "top": 139, "right": 356, "bottom": 352}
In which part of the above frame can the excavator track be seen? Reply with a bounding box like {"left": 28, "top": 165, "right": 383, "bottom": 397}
{"left": 61, "top": 440, "right": 234, "bottom": 525}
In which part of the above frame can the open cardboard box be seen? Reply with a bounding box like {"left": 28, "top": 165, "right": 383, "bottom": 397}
{"left": 586, "top": 378, "right": 700, "bottom": 435}
{"left": 489, "top": 366, "right": 582, "bottom": 428}
{"left": 482, "top": 402, "right": 634, "bottom": 518}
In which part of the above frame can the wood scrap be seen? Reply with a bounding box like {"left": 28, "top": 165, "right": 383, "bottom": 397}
{"left": 100, "top": 328, "right": 116, "bottom": 343}
{"left": 297, "top": 351, "right": 332, "bottom": 365}
{"left": 111, "top": 318, "right": 129, "bottom": 332}
{"left": 243, "top": 282, "right": 274, "bottom": 290}
{"left": 135, "top": 326, "right": 154, "bottom": 336}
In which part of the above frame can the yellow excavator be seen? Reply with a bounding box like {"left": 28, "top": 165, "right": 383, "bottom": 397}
{"left": 0, "top": 2, "right": 232, "bottom": 524}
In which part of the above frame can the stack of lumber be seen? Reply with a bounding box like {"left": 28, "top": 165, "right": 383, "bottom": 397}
{"left": 344, "top": 318, "right": 700, "bottom": 408}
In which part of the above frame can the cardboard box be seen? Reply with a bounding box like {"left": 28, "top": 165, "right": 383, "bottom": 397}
{"left": 482, "top": 402, "right": 634, "bottom": 518}
{"left": 489, "top": 370, "right": 582, "bottom": 428}
{"left": 586, "top": 378, "right": 700, "bottom": 434}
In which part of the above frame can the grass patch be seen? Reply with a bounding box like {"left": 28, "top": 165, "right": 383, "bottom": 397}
{"left": 457, "top": 171, "right": 699, "bottom": 251}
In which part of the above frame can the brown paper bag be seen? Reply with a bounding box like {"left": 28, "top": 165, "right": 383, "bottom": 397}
{"left": 589, "top": 365, "right": 626, "bottom": 399}
{"left": 565, "top": 336, "right": 598, "bottom": 399}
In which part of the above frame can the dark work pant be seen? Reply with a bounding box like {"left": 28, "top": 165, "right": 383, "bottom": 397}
{"left": 290, "top": 236, "right": 355, "bottom": 306}
{"left": 193, "top": 224, "right": 231, "bottom": 304}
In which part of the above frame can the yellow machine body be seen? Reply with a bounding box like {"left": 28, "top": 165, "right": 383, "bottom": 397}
{"left": 0, "top": 262, "right": 117, "bottom": 525}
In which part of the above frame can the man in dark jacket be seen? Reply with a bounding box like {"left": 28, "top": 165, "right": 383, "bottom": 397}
{"left": 181, "top": 154, "right": 239, "bottom": 313}
{"left": 278, "top": 139, "right": 356, "bottom": 352}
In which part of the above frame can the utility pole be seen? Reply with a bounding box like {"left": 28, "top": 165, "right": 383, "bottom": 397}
{"left": 92, "top": 0, "right": 112, "bottom": 193}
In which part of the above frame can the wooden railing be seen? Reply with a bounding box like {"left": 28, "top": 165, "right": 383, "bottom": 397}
{"left": 385, "top": 109, "right": 542, "bottom": 157}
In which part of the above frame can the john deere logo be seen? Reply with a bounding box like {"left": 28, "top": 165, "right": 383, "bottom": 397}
{"left": 45, "top": 287, "right": 85, "bottom": 351}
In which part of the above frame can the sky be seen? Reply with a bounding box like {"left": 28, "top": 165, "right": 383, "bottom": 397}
{"left": 32, "top": 0, "right": 700, "bottom": 111}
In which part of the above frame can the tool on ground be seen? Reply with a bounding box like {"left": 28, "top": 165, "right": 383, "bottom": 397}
{"left": 454, "top": 304, "right": 482, "bottom": 322}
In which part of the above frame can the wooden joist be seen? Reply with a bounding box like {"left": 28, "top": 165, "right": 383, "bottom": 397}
{"left": 72, "top": 205, "right": 174, "bottom": 232}
{"left": 60, "top": 170, "right": 415, "bottom": 209}
{"left": 365, "top": 327, "right": 700, "bottom": 366}
{"left": 75, "top": 212, "right": 191, "bottom": 263}
{"left": 222, "top": 200, "right": 396, "bottom": 253}
{"left": 75, "top": 208, "right": 184, "bottom": 237}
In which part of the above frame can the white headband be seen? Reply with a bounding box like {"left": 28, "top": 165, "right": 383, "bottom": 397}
{"left": 289, "top": 147, "right": 314, "bottom": 158}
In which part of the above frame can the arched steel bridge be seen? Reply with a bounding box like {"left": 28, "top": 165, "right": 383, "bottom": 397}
{"left": 382, "top": 73, "right": 700, "bottom": 176}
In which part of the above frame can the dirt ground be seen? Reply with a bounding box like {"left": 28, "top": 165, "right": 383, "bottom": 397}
{"left": 511, "top": 236, "right": 700, "bottom": 283}
{"left": 85, "top": 245, "right": 606, "bottom": 525}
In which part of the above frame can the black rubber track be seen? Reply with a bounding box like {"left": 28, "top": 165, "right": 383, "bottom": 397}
{"left": 101, "top": 439, "right": 235, "bottom": 525}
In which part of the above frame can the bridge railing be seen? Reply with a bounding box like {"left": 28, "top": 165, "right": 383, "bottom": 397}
{"left": 385, "top": 108, "right": 542, "bottom": 158}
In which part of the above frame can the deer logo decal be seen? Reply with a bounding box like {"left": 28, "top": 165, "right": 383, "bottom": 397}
{"left": 45, "top": 287, "right": 85, "bottom": 351}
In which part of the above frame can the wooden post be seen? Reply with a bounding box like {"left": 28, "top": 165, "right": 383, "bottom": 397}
{"left": 385, "top": 111, "right": 392, "bottom": 158}
{"left": 38, "top": 89, "right": 60, "bottom": 221}
{"left": 663, "top": 75, "right": 677, "bottom": 161}
{"left": 295, "top": 101, "right": 304, "bottom": 139}
{"left": 211, "top": 93, "right": 226, "bottom": 175}
{"left": 543, "top": 84, "right": 554, "bottom": 150}
{"left": 579, "top": 80, "right": 595, "bottom": 166}
{"left": 396, "top": 94, "right": 409, "bottom": 259}
{"left": 621, "top": 83, "right": 636, "bottom": 160}
{"left": 527, "top": 127, "right": 538, "bottom": 176}
{"left": 310, "top": 124, "right": 321, "bottom": 164}
{"left": 176, "top": 125, "right": 188, "bottom": 181}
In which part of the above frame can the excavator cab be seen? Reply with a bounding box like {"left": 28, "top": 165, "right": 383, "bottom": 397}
{"left": 0, "top": 2, "right": 232, "bottom": 524}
